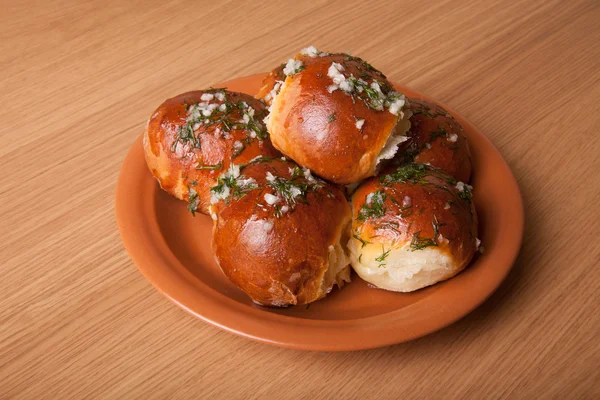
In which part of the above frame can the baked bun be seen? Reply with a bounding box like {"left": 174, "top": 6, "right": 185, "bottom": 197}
{"left": 395, "top": 99, "right": 472, "bottom": 182}
{"left": 143, "top": 89, "right": 280, "bottom": 215}
{"left": 347, "top": 163, "right": 478, "bottom": 292}
{"left": 210, "top": 156, "right": 351, "bottom": 306}
{"left": 260, "top": 46, "right": 412, "bottom": 185}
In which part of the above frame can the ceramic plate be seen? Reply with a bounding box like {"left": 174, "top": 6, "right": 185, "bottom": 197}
{"left": 116, "top": 74, "right": 523, "bottom": 351}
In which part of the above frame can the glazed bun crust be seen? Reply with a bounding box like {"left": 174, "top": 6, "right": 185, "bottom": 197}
{"left": 143, "top": 90, "right": 280, "bottom": 215}
{"left": 348, "top": 163, "right": 477, "bottom": 292}
{"left": 397, "top": 99, "right": 472, "bottom": 182}
{"left": 211, "top": 158, "right": 351, "bottom": 306}
{"left": 265, "top": 53, "right": 411, "bottom": 184}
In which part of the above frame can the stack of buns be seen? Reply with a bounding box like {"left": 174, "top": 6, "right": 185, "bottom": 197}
{"left": 144, "top": 46, "right": 480, "bottom": 307}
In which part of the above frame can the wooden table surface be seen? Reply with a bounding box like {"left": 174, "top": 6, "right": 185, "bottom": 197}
{"left": 2, "top": 0, "right": 599, "bottom": 398}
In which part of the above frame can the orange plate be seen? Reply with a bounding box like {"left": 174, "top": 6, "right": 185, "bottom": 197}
{"left": 116, "top": 74, "right": 524, "bottom": 351}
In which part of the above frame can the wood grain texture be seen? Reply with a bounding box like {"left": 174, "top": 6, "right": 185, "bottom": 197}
{"left": 1, "top": 0, "right": 599, "bottom": 398}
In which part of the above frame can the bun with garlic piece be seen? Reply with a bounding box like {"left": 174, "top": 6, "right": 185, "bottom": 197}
{"left": 210, "top": 156, "right": 351, "bottom": 307}
{"left": 258, "top": 46, "right": 412, "bottom": 185}
{"left": 144, "top": 89, "right": 280, "bottom": 215}
{"left": 347, "top": 163, "right": 478, "bottom": 292}
{"left": 394, "top": 99, "right": 472, "bottom": 182}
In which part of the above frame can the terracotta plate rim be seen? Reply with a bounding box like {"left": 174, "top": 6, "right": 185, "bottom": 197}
{"left": 115, "top": 73, "right": 524, "bottom": 351}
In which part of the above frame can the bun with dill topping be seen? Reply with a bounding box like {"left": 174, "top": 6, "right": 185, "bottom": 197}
{"left": 143, "top": 89, "right": 280, "bottom": 215}
{"left": 347, "top": 163, "right": 478, "bottom": 292}
{"left": 141, "top": 46, "right": 482, "bottom": 305}
{"left": 210, "top": 156, "right": 351, "bottom": 307}
{"left": 394, "top": 98, "right": 472, "bottom": 182}
{"left": 258, "top": 46, "right": 412, "bottom": 185}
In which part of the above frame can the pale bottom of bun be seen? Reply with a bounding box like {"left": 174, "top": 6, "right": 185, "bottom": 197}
{"left": 375, "top": 118, "right": 411, "bottom": 170}
{"left": 320, "top": 241, "right": 352, "bottom": 295}
{"left": 348, "top": 241, "right": 464, "bottom": 292}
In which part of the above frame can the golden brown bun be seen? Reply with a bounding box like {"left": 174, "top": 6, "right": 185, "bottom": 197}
{"left": 262, "top": 50, "right": 411, "bottom": 185}
{"left": 348, "top": 163, "right": 478, "bottom": 292}
{"left": 143, "top": 90, "right": 280, "bottom": 215}
{"left": 210, "top": 157, "right": 351, "bottom": 307}
{"left": 395, "top": 99, "right": 472, "bottom": 182}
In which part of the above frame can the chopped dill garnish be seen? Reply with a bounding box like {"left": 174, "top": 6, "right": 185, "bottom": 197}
{"left": 291, "top": 65, "right": 306, "bottom": 76}
{"left": 429, "top": 126, "right": 448, "bottom": 141}
{"left": 171, "top": 123, "right": 200, "bottom": 151}
{"left": 267, "top": 175, "right": 309, "bottom": 207}
{"left": 343, "top": 54, "right": 386, "bottom": 78}
{"left": 352, "top": 233, "right": 371, "bottom": 248}
{"left": 400, "top": 205, "right": 413, "bottom": 217}
{"left": 457, "top": 184, "right": 473, "bottom": 201}
{"left": 328, "top": 113, "right": 336, "bottom": 123}
{"left": 171, "top": 95, "right": 269, "bottom": 152}
{"left": 232, "top": 143, "right": 245, "bottom": 159}
{"left": 243, "top": 155, "right": 279, "bottom": 167}
{"left": 261, "top": 165, "right": 327, "bottom": 217}
{"left": 327, "top": 58, "right": 401, "bottom": 111}
{"left": 410, "top": 215, "right": 443, "bottom": 251}
{"left": 187, "top": 187, "right": 200, "bottom": 216}
{"left": 412, "top": 109, "right": 441, "bottom": 119}
{"left": 376, "top": 246, "right": 390, "bottom": 268}
{"left": 196, "top": 163, "right": 222, "bottom": 170}
{"left": 380, "top": 163, "right": 429, "bottom": 186}
{"left": 207, "top": 86, "right": 227, "bottom": 92}
{"left": 375, "top": 246, "right": 391, "bottom": 263}
{"left": 210, "top": 165, "right": 258, "bottom": 204}
{"left": 411, "top": 102, "right": 448, "bottom": 119}
{"left": 275, "top": 63, "right": 286, "bottom": 79}
{"left": 410, "top": 232, "right": 437, "bottom": 251}
{"left": 374, "top": 221, "right": 402, "bottom": 234}
{"left": 357, "top": 190, "right": 386, "bottom": 221}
